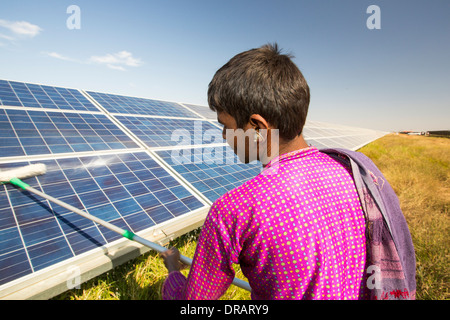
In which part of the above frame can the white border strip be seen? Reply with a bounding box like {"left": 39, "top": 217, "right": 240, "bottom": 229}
{"left": 0, "top": 105, "right": 103, "bottom": 115}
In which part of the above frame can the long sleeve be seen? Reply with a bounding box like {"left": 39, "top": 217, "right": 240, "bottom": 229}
{"left": 161, "top": 201, "right": 238, "bottom": 300}
{"left": 161, "top": 271, "right": 187, "bottom": 300}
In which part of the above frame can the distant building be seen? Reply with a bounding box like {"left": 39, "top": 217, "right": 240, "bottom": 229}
{"left": 425, "top": 130, "right": 450, "bottom": 138}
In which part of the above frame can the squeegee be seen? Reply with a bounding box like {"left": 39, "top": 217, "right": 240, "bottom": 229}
{"left": 0, "top": 163, "right": 251, "bottom": 292}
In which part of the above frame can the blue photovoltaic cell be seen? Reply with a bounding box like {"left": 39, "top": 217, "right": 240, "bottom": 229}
{"left": 0, "top": 151, "right": 205, "bottom": 286}
{"left": 86, "top": 91, "right": 201, "bottom": 118}
{"left": 0, "top": 108, "right": 139, "bottom": 158}
{"left": 156, "top": 146, "right": 261, "bottom": 203}
{"left": 115, "top": 115, "right": 224, "bottom": 147}
{"left": 182, "top": 103, "right": 217, "bottom": 120}
{"left": 0, "top": 80, "right": 99, "bottom": 112}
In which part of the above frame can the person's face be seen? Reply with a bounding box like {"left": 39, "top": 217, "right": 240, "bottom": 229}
{"left": 217, "top": 111, "right": 257, "bottom": 164}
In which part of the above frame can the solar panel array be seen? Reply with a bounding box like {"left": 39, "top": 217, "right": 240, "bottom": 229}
{"left": 0, "top": 79, "right": 386, "bottom": 298}
{"left": 303, "top": 120, "right": 387, "bottom": 151}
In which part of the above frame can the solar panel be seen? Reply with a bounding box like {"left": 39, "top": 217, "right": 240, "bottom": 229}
{"left": 303, "top": 120, "right": 387, "bottom": 151}
{"left": 115, "top": 115, "right": 223, "bottom": 148}
{"left": 0, "top": 79, "right": 386, "bottom": 299}
{"left": 155, "top": 146, "right": 261, "bottom": 203}
{"left": 0, "top": 109, "right": 140, "bottom": 158}
{"left": 0, "top": 80, "right": 218, "bottom": 299}
{"left": 0, "top": 150, "right": 208, "bottom": 285}
{"left": 180, "top": 103, "right": 218, "bottom": 120}
{"left": 85, "top": 90, "right": 201, "bottom": 118}
{"left": 0, "top": 80, "right": 99, "bottom": 112}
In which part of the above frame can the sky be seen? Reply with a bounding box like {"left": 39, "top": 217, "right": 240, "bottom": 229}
{"left": 0, "top": 0, "right": 449, "bottom": 132}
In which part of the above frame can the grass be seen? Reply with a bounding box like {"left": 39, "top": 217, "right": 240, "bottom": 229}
{"left": 358, "top": 134, "right": 449, "bottom": 300}
{"left": 54, "top": 228, "right": 251, "bottom": 300}
{"left": 54, "top": 134, "right": 449, "bottom": 300}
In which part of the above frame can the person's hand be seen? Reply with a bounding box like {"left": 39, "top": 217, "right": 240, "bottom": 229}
{"left": 160, "top": 247, "right": 185, "bottom": 273}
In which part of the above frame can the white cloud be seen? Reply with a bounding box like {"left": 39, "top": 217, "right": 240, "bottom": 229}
{"left": 106, "top": 64, "right": 126, "bottom": 71}
{"left": 44, "top": 51, "right": 78, "bottom": 62}
{"left": 0, "top": 19, "right": 42, "bottom": 38}
{"left": 0, "top": 33, "right": 14, "bottom": 41}
{"left": 90, "top": 51, "right": 143, "bottom": 71}
{"left": 43, "top": 50, "right": 143, "bottom": 71}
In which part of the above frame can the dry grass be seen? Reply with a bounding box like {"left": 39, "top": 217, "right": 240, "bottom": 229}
{"left": 54, "top": 229, "right": 251, "bottom": 300}
{"left": 54, "top": 134, "right": 449, "bottom": 300}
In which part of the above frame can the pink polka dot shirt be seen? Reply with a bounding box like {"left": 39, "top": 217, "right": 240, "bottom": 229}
{"left": 162, "top": 147, "right": 367, "bottom": 300}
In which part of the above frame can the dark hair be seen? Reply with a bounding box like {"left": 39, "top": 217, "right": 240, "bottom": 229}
{"left": 208, "top": 43, "right": 310, "bottom": 140}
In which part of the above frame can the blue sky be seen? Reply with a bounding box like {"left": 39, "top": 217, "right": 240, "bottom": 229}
{"left": 0, "top": 0, "right": 449, "bottom": 132}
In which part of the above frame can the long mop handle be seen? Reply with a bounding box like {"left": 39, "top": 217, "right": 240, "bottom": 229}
{"left": 9, "top": 178, "right": 252, "bottom": 292}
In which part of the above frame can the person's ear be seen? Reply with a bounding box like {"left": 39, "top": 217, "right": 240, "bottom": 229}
{"left": 248, "top": 114, "right": 270, "bottom": 130}
{"left": 248, "top": 114, "right": 271, "bottom": 143}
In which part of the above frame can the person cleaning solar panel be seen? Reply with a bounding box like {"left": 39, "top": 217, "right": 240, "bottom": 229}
{"left": 159, "top": 43, "right": 416, "bottom": 300}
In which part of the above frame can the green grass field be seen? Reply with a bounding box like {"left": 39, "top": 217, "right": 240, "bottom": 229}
{"left": 54, "top": 134, "right": 449, "bottom": 300}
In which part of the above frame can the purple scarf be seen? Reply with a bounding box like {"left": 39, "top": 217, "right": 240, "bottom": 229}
{"left": 321, "top": 148, "right": 416, "bottom": 300}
